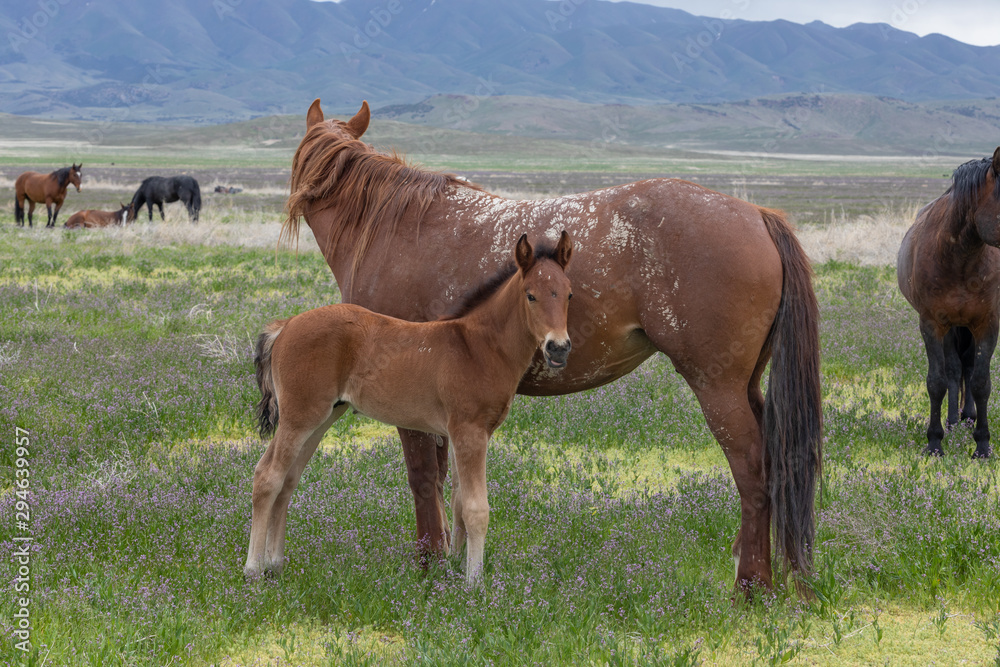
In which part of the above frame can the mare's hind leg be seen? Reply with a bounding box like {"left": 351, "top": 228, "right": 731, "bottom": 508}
{"left": 244, "top": 403, "right": 347, "bottom": 577}
{"left": 157, "top": 202, "right": 165, "bottom": 220}
{"left": 694, "top": 380, "right": 773, "bottom": 591}
{"left": 27, "top": 200, "right": 36, "bottom": 227}
{"left": 944, "top": 327, "right": 963, "bottom": 429}
{"left": 920, "top": 320, "right": 948, "bottom": 456}
{"left": 969, "top": 324, "right": 998, "bottom": 459}
{"left": 958, "top": 327, "right": 977, "bottom": 422}
{"left": 399, "top": 428, "right": 451, "bottom": 556}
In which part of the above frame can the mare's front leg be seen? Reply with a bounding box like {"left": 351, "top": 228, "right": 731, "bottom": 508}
{"left": 399, "top": 429, "right": 450, "bottom": 558}
{"left": 969, "top": 325, "right": 998, "bottom": 459}
{"left": 50, "top": 201, "right": 63, "bottom": 228}
{"left": 449, "top": 424, "right": 490, "bottom": 583}
{"left": 920, "top": 320, "right": 949, "bottom": 456}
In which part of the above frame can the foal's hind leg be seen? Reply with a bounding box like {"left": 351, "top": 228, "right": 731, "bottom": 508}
{"left": 244, "top": 404, "right": 346, "bottom": 577}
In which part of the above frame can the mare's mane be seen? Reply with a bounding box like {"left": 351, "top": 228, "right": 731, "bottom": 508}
{"left": 284, "top": 120, "right": 482, "bottom": 279}
{"left": 440, "top": 244, "right": 565, "bottom": 321}
{"left": 53, "top": 166, "right": 72, "bottom": 188}
{"left": 949, "top": 156, "right": 1000, "bottom": 217}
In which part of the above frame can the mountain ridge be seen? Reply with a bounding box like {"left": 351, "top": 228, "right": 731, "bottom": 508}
{"left": 0, "top": 0, "right": 998, "bottom": 123}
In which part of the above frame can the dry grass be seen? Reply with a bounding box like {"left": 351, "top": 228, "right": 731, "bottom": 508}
{"left": 797, "top": 204, "right": 917, "bottom": 266}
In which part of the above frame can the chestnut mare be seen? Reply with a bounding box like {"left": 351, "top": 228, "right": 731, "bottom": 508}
{"left": 284, "top": 100, "right": 822, "bottom": 591}
{"left": 14, "top": 164, "right": 82, "bottom": 227}
{"left": 897, "top": 148, "right": 1000, "bottom": 459}
{"left": 246, "top": 233, "right": 573, "bottom": 582}
{"left": 64, "top": 203, "right": 132, "bottom": 229}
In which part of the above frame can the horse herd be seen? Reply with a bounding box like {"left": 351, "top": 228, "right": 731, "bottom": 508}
{"left": 13, "top": 168, "right": 202, "bottom": 228}
{"left": 17, "top": 100, "right": 1000, "bottom": 593}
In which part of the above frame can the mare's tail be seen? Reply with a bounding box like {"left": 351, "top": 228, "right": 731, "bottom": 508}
{"left": 14, "top": 197, "right": 23, "bottom": 225}
{"left": 759, "top": 207, "right": 823, "bottom": 575}
{"left": 255, "top": 320, "right": 288, "bottom": 438}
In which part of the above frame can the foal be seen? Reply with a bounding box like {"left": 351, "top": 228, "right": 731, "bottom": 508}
{"left": 64, "top": 203, "right": 131, "bottom": 229}
{"left": 245, "top": 232, "right": 573, "bottom": 582}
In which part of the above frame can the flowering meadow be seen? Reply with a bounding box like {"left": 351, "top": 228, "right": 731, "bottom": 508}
{"left": 1, "top": 226, "right": 999, "bottom": 666}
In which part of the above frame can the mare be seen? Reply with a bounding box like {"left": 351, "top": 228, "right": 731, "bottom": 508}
{"left": 283, "top": 99, "right": 822, "bottom": 592}
{"left": 128, "top": 175, "right": 201, "bottom": 223}
{"left": 64, "top": 203, "right": 132, "bottom": 229}
{"left": 897, "top": 147, "right": 1000, "bottom": 459}
{"left": 245, "top": 233, "right": 574, "bottom": 582}
{"left": 15, "top": 164, "right": 82, "bottom": 227}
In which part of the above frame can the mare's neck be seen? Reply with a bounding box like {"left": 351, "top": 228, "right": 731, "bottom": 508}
{"left": 936, "top": 195, "right": 989, "bottom": 266}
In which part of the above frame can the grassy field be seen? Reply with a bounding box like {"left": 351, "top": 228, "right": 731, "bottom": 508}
{"left": 1, "top": 187, "right": 1000, "bottom": 666}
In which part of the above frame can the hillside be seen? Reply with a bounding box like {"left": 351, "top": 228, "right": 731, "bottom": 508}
{"left": 0, "top": 0, "right": 999, "bottom": 123}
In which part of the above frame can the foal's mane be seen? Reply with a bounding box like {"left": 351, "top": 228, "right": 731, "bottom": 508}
{"left": 949, "top": 156, "right": 1000, "bottom": 217}
{"left": 284, "top": 119, "right": 481, "bottom": 279}
{"left": 440, "top": 244, "right": 564, "bottom": 321}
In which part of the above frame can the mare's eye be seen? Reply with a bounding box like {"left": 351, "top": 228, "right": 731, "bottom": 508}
{"left": 527, "top": 293, "right": 536, "bottom": 302}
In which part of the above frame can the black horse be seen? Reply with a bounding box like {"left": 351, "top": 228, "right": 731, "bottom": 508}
{"left": 128, "top": 176, "right": 201, "bottom": 223}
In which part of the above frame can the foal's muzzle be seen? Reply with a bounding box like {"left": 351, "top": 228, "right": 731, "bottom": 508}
{"left": 544, "top": 338, "right": 571, "bottom": 369}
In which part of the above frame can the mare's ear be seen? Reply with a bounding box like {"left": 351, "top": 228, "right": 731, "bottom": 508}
{"left": 345, "top": 100, "right": 370, "bottom": 138}
{"left": 993, "top": 146, "right": 1000, "bottom": 177}
{"left": 555, "top": 230, "right": 573, "bottom": 269}
{"left": 515, "top": 233, "right": 534, "bottom": 272}
{"left": 306, "top": 99, "right": 324, "bottom": 128}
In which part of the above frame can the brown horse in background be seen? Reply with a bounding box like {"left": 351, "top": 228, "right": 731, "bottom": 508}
{"left": 897, "top": 147, "right": 1000, "bottom": 459}
{"left": 246, "top": 233, "right": 574, "bottom": 582}
{"left": 64, "top": 203, "right": 131, "bottom": 229}
{"left": 284, "top": 100, "right": 822, "bottom": 592}
{"left": 15, "top": 164, "right": 82, "bottom": 227}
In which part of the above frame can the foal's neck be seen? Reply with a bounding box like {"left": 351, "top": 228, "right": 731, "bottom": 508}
{"left": 457, "top": 275, "right": 538, "bottom": 373}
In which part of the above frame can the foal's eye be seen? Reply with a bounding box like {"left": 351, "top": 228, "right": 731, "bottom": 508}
{"left": 526, "top": 293, "right": 536, "bottom": 302}
{"left": 568, "top": 293, "right": 573, "bottom": 300}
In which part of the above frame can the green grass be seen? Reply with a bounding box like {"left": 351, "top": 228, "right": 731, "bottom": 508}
{"left": 1, "top": 228, "right": 1000, "bottom": 665}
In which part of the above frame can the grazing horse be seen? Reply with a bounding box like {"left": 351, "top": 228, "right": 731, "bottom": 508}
{"left": 128, "top": 175, "right": 201, "bottom": 223}
{"left": 246, "top": 232, "right": 574, "bottom": 582}
{"left": 284, "top": 100, "right": 822, "bottom": 592}
{"left": 64, "top": 203, "right": 132, "bottom": 229}
{"left": 897, "top": 147, "right": 1000, "bottom": 459}
{"left": 15, "top": 164, "right": 82, "bottom": 227}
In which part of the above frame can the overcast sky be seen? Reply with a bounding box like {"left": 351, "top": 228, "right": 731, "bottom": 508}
{"left": 613, "top": 0, "right": 999, "bottom": 47}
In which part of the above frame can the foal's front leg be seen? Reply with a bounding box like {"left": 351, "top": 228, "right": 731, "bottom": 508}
{"left": 449, "top": 425, "right": 490, "bottom": 583}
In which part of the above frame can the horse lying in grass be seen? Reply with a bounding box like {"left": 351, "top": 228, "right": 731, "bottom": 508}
{"left": 245, "top": 232, "right": 574, "bottom": 583}
{"left": 15, "top": 164, "right": 82, "bottom": 227}
{"left": 898, "top": 147, "right": 1000, "bottom": 458}
{"left": 64, "top": 203, "right": 132, "bottom": 229}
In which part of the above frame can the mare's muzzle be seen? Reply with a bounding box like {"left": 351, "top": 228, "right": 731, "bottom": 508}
{"left": 544, "top": 338, "right": 571, "bottom": 369}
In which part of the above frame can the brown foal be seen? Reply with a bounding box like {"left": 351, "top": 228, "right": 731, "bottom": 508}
{"left": 245, "top": 232, "right": 573, "bottom": 582}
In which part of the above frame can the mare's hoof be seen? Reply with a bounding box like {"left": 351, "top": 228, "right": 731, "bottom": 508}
{"left": 971, "top": 447, "right": 992, "bottom": 460}
{"left": 924, "top": 446, "right": 944, "bottom": 457}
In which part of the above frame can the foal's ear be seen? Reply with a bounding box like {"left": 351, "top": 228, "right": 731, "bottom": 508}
{"left": 345, "top": 100, "right": 370, "bottom": 139}
{"left": 993, "top": 146, "right": 1000, "bottom": 177}
{"left": 306, "top": 99, "right": 324, "bottom": 128}
{"left": 555, "top": 230, "right": 573, "bottom": 269}
{"left": 515, "top": 233, "right": 534, "bottom": 272}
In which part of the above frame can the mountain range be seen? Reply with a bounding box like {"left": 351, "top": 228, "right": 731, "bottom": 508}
{"left": 0, "top": 0, "right": 999, "bottom": 123}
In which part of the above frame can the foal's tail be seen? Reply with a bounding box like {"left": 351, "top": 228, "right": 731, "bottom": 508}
{"left": 760, "top": 207, "right": 823, "bottom": 576}
{"left": 255, "top": 320, "right": 288, "bottom": 438}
